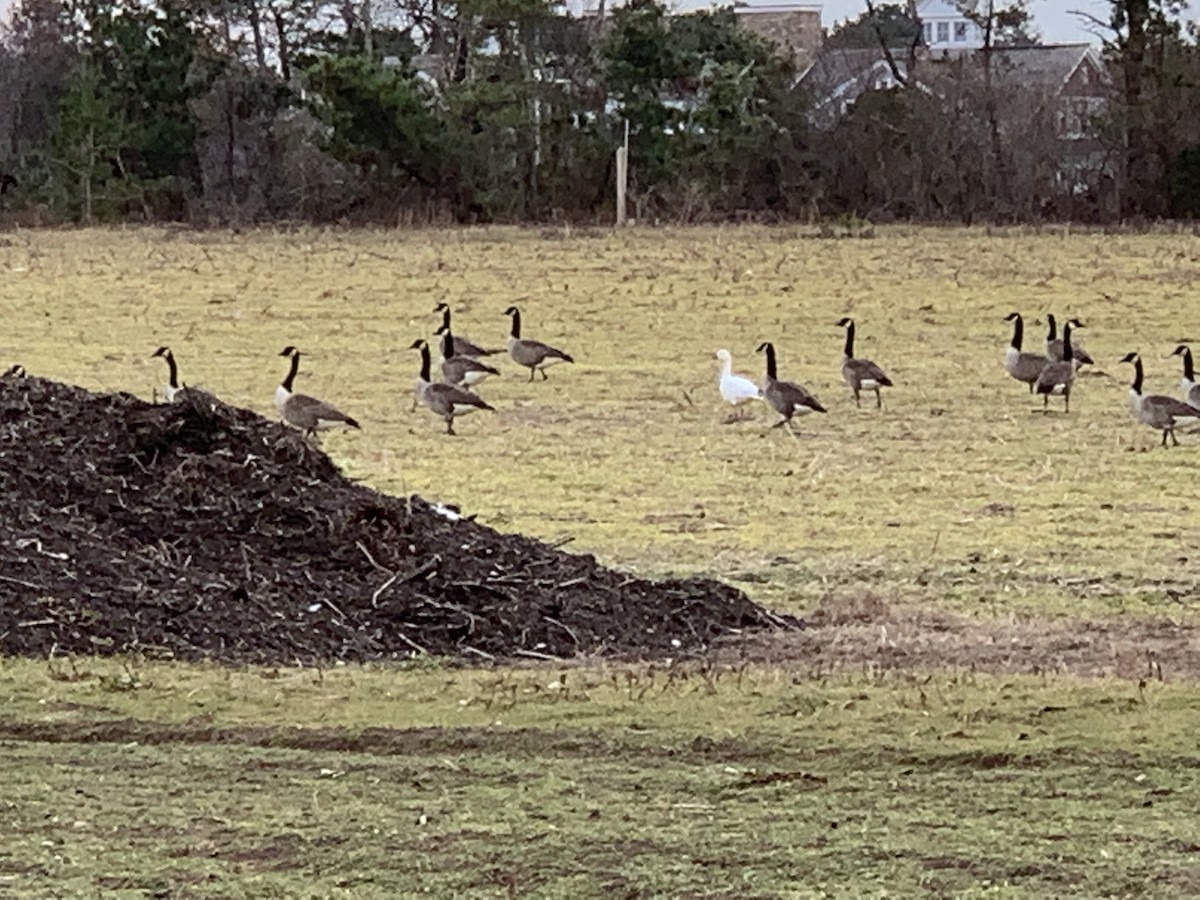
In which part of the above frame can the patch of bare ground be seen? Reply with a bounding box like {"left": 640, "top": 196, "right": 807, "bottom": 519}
{"left": 726, "top": 596, "right": 1200, "bottom": 680}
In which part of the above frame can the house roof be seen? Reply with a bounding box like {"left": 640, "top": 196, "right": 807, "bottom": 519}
{"left": 798, "top": 42, "right": 1105, "bottom": 123}
{"left": 983, "top": 44, "right": 1100, "bottom": 91}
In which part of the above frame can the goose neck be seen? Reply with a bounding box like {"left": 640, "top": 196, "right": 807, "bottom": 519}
{"left": 165, "top": 352, "right": 179, "bottom": 388}
{"left": 763, "top": 345, "right": 777, "bottom": 381}
{"left": 842, "top": 322, "right": 855, "bottom": 359}
{"left": 1009, "top": 315, "right": 1023, "bottom": 351}
{"left": 1061, "top": 324, "right": 1073, "bottom": 362}
{"left": 1183, "top": 349, "right": 1195, "bottom": 383}
{"left": 1130, "top": 357, "right": 1144, "bottom": 394}
{"left": 418, "top": 343, "right": 432, "bottom": 383}
{"left": 509, "top": 309, "right": 521, "bottom": 339}
{"left": 1045, "top": 314, "right": 1057, "bottom": 341}
{"left": 441, "top": 329, "right": 455, "bottom": 360}
{"left": 281, "top": 352, "right": 299, "bottom": 391}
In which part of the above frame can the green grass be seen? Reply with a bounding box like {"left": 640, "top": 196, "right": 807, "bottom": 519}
{"left": 2, "top": 657, "right": 1199, "bottom": 897}
{"left": 2, "top": 225, "right": 1198, "bottom": 619}
{"left": 3, "top": 225, "right": 1200, "bottom": 895}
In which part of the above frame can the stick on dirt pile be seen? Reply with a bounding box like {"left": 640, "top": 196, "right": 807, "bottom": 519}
{"left": 0, "top": 378, "right": 797, "bottom": 663}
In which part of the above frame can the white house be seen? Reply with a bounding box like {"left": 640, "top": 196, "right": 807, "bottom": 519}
{"left": 918, "top": 0, "right": 985, "bottom": 51}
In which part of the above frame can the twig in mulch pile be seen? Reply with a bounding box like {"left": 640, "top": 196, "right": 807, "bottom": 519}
{"left": 0, "top": 377, "right": 799, "bottom": 664}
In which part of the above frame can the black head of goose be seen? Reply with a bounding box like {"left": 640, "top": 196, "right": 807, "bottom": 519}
{"left": 756, "top": 341, "right": 825, "bottom": 428}
{"left": 275, "top": 346, "right": 360, "bottom": 436}
{"left": 1170, "top": 344, "right": 1200, "bottom": 408}
{"left": 435, "top": 322, "right": 500, "bottom": 387}
{"left": 1121, "top": 351, "right": 1200, "bottom": 447}
{"left": 504, "top": 306, "right": 574, "bottom": 382}
{"left": 1034, "top": 320, "right": 1079, "bottom": 412}
{"left": 3, "top": 364, "right": 26, "bottom": 378}
{"left": 1003, "top": 312, "right": 1050, "bottom": 393}
{"left": 433, "top": 303, "right": 501, "bottom": 357}
{"left": 835, "top": 317, "right": 893, "bottom": 409}
{"left": 1045, "top": 314, "right": 1094, "bottom": 366}
{"left": 410, "top": 338, "right": 494, "bottom": 434}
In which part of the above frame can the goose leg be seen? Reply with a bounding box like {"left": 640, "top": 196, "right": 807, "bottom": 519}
{"left": 527, "top": 368, "right": 535, "bottom": 383}
{"left": 540, "top": 368, "right": 549, "bottom": 381}
{"left": 1063, "top": 390, "right": 1070, "bottom": 414}
{"left": 445, "top": 416, "right": 457, "bottom": 436}
{"left": 853, "top": 389, "right": 861, "bottom": 408}
{"left": 1042, "top": 394, "right": 1049, "bottom": 414}
{"left": 1170, "top": 427, "right": 1179, "bottom": 447}
{"left": 875, "top": 388, "right": 882, "bottom": 410}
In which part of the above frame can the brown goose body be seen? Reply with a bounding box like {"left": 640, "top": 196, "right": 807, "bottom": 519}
{"left": 274, "top": 347, "right": 361, "bottom": 435}
{"left": 436, "top": 326, "right": 501, "bottom": 387}
{"left": 1034, "top": 320, "right": 1080, "bottom": 412}
{"left": 504, "top": 306, "right": 574, "bottom": 381}
{"left": 1172, "top": 345, "right": 1200, "bottom": 409}
{"left": 1122, "top": 352, "right": 1200, "bottom": 447}
{"left": 1003, "top": 313, "right": 1050, "bottom": 393}
{"left": 757, "top": 342, "right": 825, "bottom": 428}
{"left": 411, "top": 339, "right": 494, "bottom": 434}
{"left": 433, "top": 303, "right": 502, "bottom": 357}
{"left": 1045, "top": 314, "right": 1094, "bottom": 366}
{"left": 836, "top": 317, "right": 892, "bottom": 409}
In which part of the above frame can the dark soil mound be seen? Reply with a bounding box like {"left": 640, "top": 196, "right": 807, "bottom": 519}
{"left": 0, "top": 377, "right": 796, "bottom": 664}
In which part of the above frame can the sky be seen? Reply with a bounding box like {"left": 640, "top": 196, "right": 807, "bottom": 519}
{"left": 0, "top": 0, "right": 1190, "bottom": 44}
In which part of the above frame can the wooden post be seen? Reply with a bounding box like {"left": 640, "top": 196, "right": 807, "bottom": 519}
{"left": 615, "top": 119, "right": 629, "bottom": 227}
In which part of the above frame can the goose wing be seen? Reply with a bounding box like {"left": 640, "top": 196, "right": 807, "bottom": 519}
{"left": 1007, "top": 350, "right": 1050, "bottom": 383}
{"left": 453, "top": 334, "right": 503, "bottom": 357}
{"left": 719, "top": 371, "right": 761, "bottom": 404}
{"left": 425, "top": 382, "right": 495, "bottom": 413}
{"left": 512, "top": 338, "right": 573, "bottom": 366}
{"left": 768, "top": 378, "right": 825, "bottom": 414}
{"left": 1143, "top": 394, "right": 1200, "bottom": 425}
{"left": 846, "top": 357, "right": 893, "bottom": 386}
{"left": 1047, "top": 338, "right": 1094, "bottom": 366}
{"left": 442, "top": 356, "right": 500, "bottom": 385}
{"left": 1035, "top": 360, "right": 1073, "bottom": 392}
{"left": 286, "top": 393, "right": 361, "bottom": 429}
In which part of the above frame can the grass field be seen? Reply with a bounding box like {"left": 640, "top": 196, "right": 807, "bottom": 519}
{"left": 2, "top": 225, "right": 1199, "bottom": 896}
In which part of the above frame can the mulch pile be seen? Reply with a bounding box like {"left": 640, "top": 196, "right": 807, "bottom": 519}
{"left": 0, "top": 377, "right": 796, "bottom": 664}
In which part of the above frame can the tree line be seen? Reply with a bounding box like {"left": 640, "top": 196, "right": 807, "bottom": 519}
{"left": 0, "top": 0, "right": 1196, "bottom": 226}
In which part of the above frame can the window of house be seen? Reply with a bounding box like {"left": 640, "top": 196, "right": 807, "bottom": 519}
{"left": 923, "top": 22, "right": 932, "bottom": 43}
{"left": 954, "top": 21, "right": 968, "bottom": 41}
{"left": 936, "top": 21, "right": 949, "bottom": 43}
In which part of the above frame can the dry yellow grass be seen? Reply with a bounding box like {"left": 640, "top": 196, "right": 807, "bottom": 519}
{"left": 2, "top": 224, "right": 1198, "bottom": 620}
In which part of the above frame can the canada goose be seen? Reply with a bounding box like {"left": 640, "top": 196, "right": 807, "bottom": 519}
{"left": 275, "top": 346, "right": 361, "bottom": 435}
{"left": 756, "top": 342, "right": 825, "bottom": 429}
{"left": 1034, "top": 319, "right": 1081, "bottom": 412}
{"left": 715, "top": 348, "right": 761, "bottom": 421}
{"left": 504, "top": 306, "right": 574, "bottom": 381}
{"left": 1003, "top": 312, "right": 1050, "bottom": 393}
{"left": 1121, "top": 352, "right": 1200, "bottom": 447}
{"left": 410, "top": 339, "right": 494, "bottom": 434}
{"left": 2, "top": 364, "right": 25, "bottom": 378}
{"left": 1046, "top": 314, "right": 1094, "bottom": 366}
{"left": 1171, "top": 345, "right": 1200, "bottom": 409}
{"left": 836, "top": 317, "right": 893, "bottom": 409}
{"left": 433, "top": 303, "right": 501, "bottom": 357}
{"left": 435, "top": 323, "right": 501, "bottom": 387}
{"left": 151, "top": 346, "right": 186, "bottom": 401}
